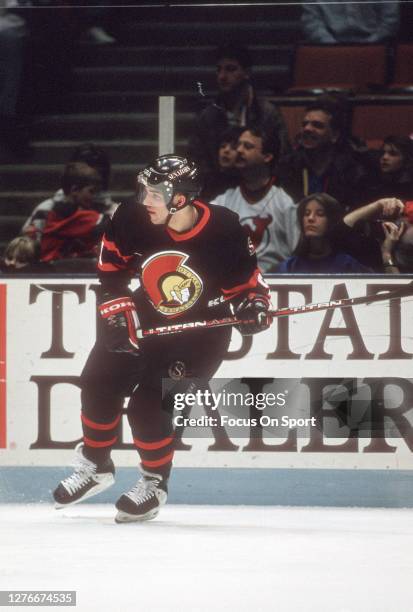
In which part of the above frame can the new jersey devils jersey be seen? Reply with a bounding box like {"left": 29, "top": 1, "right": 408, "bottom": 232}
{"left": 98, "top": 199, "right": 269, "bottom": 326}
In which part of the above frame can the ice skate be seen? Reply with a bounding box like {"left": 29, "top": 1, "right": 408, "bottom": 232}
{"left": 53, "top": 443, "right": 115, "bottom": 508}
{"left": 115, "top": 468, "right": 168, "bottom": 523}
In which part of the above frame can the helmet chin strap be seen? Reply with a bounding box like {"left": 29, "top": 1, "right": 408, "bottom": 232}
{"left": 166, "top": 194, "right": 188, "bottom": 218}
{"left": 166, "top": 195, "right": 197, "bottom": 228}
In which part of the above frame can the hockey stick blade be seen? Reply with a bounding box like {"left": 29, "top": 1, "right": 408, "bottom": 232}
{"left": 138, "top": 282, "right": 413, "bottom": 338}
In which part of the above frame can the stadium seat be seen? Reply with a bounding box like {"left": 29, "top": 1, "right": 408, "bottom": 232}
{"left": 352, "top": 104, "right": 413, "bottom": 149}
{"left": 278, "top": 105, "right": 306, "bottom": 143}
{"left": 288, "top": 45, "right": 388, "bottom": 94}
{"left": 389, "top": 44, "right": 413, "bottom": 92}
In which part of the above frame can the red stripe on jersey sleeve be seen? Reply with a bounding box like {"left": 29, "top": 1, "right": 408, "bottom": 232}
{"left": 221, "top": 268, "right": 268, "bottom": 301}
{"left": 98, "top": 261, "right": 123, "bottom": 272}
{"left": 98, "top": 235, "right": 134, "bottom": 272}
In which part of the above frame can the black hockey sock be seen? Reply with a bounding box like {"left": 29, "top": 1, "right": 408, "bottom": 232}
{"left": 127, "top": 385, "right": 174, "bottom": 483}
{"left": 133, "top": 434, "right": 174, "bottom": 484}
{"left": 152, "top": 462, "right": 172, "bottom": 483}
{"left": 83, "top": 444, "right": 112, "bottom": 467}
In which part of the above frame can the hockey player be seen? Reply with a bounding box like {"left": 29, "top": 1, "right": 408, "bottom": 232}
{"left": 53, "top": 155, "right": 271, "bottom": 523}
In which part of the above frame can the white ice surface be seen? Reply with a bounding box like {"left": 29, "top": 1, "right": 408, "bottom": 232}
{"left": 0, "top": 504, "right": 412, "bottom": 612}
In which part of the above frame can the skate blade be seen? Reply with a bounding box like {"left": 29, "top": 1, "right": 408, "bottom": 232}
{"left": 54, "top": 475, "right": 115, "bottom": 509}
{"left": 115, "top": 508, "right": 160, "bottom": 523}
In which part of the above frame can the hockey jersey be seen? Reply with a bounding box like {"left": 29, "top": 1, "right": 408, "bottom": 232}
{"left": 212, "top": 184, "right": 299, "bottom": 272}
{"left": 98, "top": 199, "right": 269, "bottom": 326}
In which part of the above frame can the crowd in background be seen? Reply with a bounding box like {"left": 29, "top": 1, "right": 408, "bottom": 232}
{"left": 0, "top": 1, "right": 124, "bottom": 157}
{"left": 1, "top": 1, "right": 413, "bottom": 276}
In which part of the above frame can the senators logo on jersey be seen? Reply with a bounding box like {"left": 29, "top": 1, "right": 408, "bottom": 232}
{"left": 141, "top": 251, "right": 203, "bottom": 317}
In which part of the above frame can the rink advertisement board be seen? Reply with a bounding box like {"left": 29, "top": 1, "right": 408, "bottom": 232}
{"left": 1, "top": 276, "right": 413, "bottom": 471}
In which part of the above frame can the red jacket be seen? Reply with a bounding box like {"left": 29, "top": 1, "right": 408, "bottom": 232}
{"left": 40, "top": 205, "right": 107, "bottom": 262}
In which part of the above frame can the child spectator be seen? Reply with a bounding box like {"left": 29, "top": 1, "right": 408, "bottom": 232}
{"left": 0, "top": 235, "right": 51, "bottom": 273}
{"left": 21, "top": 143, "right": 118, "bottom": 241}
{"left": 39, "top": 162, "right": 107, "bottom": 263}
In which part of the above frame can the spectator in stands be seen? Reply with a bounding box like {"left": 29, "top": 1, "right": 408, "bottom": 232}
{"left": 277, "top": 98, "right": 369, "bottom": 211}
{"left": 360, "top": 136, "right": 413, "bottom": 203}
{"left": 278, "top": 193, "right": 371, "bottom": 273}
{"left": 212, "top": 124, "right": 298, "bottom": 272}
{"left": 0, "top": 235, "right": 51, "bottom": 274}
{"left": 201, "top": 126, "right": 243, "bottom": 200}
{"left": 39, "top": 162, "right": 108, "bottom": 264}
{"left": 278, "top": 193, "right": 404, "bottom": 273}
{"left": 22, "top": 143, "right": 118, "bottom": 241}
{"left": 301, "top": 0, "right": 400, "bottom": 44}
{"left": 188, "top": 43, "right": 290, "bottom": 191}
{"left": 344, "top": 196, "right": 405, "bottom": 273}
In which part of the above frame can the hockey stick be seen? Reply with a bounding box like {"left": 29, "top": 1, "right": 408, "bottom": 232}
{"left": 138, "top": 282, "right": 413, "bottom": 338}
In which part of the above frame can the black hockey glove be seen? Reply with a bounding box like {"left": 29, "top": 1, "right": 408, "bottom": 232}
{"left": 98, "top": 295, "right": 141, "bottom": 354}
{"left": 235, "top": 293, "right": 271, "bottom": 336}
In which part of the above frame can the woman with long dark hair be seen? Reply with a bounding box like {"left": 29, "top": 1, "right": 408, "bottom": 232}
{"left": 278, "top": 193, "right": 403, "bottom": 273}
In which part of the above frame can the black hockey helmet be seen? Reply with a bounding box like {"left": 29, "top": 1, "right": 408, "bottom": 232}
{"left": 137, "top": 155, "right": 200, "bottom": 213}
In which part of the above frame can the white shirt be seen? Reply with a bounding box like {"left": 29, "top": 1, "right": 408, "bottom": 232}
{"left": 212, "top": 184, "right": 298, "bottom": 273}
